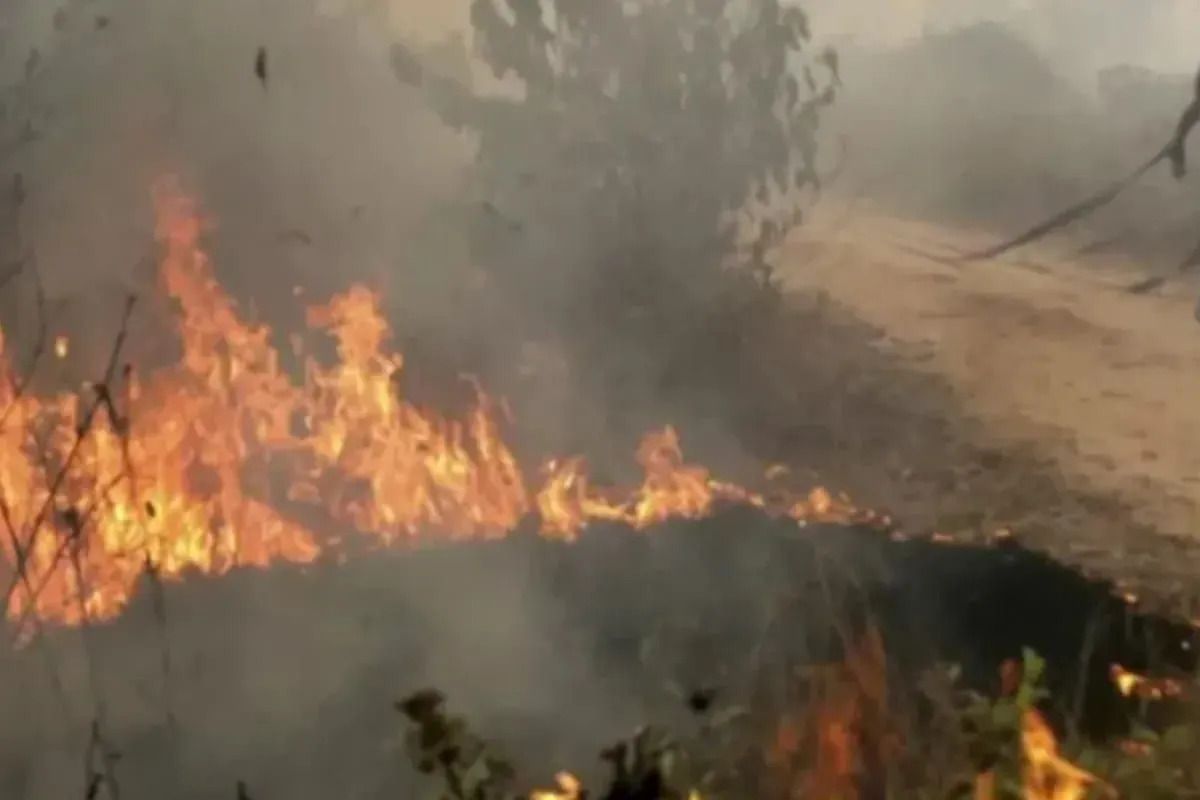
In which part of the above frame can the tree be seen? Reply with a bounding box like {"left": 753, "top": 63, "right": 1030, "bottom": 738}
{"left": 394, "top": 0, "right": 838, "bottom": 423}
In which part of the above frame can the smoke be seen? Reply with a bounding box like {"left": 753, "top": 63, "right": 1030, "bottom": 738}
{"left": 3, "top": 2, "right": 1200, "bottom": 798}
{"left": 1, "top": 0, "right": 475, "bottom": 375}
{"left": 808, "top": 0, "right": 1200, "bottom": 78}
{"left": 0, "top": 2, "right": 586, "bottom": 796}
{"left": 803, "top": 0, "right": 1200, "bottom": 263}
{"left": 0, "top": 541, "right": 667, "bottom": 798}
{"left": 2, "top": 2, "right": 1195, "bottom": 369}
{"left": 0, "top": 7, "right": 768, "bottom": 795}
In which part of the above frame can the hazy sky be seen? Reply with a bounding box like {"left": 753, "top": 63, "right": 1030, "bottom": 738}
{"left": 808, "top": 0, "right": 1200, "bottom": 77}
{"left": 372, "top": 0, "right": 1200, "bottom": 83}
{"left": 6, "top": 1, "right": 1194, "bottom": 82}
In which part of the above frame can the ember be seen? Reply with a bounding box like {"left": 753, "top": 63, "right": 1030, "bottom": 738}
{"left": 0, "top": 182, "right": 861, "bottom": 630}
{"left": 530, "top": 772, "right": 584, "bottom": 800}
{"left": 1110, "top": 664, "right": 1184, "bottom": 701}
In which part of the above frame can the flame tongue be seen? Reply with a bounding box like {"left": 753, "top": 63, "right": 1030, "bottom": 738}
{"left": 0, "top": 182, "right": 857, "bottom": 629}
{"left": 1021, "top": 710, "right": 1112, "bottom": 800}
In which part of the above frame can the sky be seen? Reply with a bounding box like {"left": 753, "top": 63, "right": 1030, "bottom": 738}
{"left": 6, "top": 1, "right": 1194, "bottom": 85}
{"left": 369, "top": 0, "right": 1200, "bottom": 86}
{"left": 807, "top": 0, "right": 1200, "bottom": 78}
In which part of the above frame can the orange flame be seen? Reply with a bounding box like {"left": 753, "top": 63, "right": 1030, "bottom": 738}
{"left": 1110, "top": 663, "right": 1183, "bottom": 701}
{"left": 0, "top": 182, "right": 864, "bottom": 631}
{"left": 1021, "top": 709, "right": 1113, "bottom": 800}
{"left": 530, "top": 772, "right": 583, "bottom": 800}
{"left": 768, "top": 626, "right": 896, "bottom": 800}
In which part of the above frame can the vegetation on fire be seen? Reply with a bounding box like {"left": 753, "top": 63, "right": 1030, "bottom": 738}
{"left": 399, "top": 644, "right": 1200, "bottom": 800}
{"left": 4, "top": 5, "right": 1200, "bottom": 800}
{"left": 0, "top": 183, "right": 866, "bottom": 628}
{"left": 4, "top": 259, "right": 1200, "bottom": 799}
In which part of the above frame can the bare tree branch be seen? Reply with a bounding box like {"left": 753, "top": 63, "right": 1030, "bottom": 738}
{"left": 962, "top": 61, "right": 1200, "bottom": 267}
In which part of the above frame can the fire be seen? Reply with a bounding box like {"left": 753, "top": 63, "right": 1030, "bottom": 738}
{"left": 530, "top": 773, "right": 699, "bottom": 800}
{"left": 768, "top": 626, "right": 897, "bottom": 800}
{"left": 530, "top": 772, "right": 583, "bottom": 800}
{"left": 1021, "top": 709, "right": 1113, "bottom": 800}
{"left": 0, "top": 181, "right": 863, "bottom": 631}
{"left": 53, "top": 335, "right": 69, "bottom": 359}
{"left": 1110, "top": 663, "right": 1183, "bottom": 701}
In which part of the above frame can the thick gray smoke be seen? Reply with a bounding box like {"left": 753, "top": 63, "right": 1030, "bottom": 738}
{"left": 0, "top": 3, "right": 575, "bottom": 797}
{"left": 1, "top": 0, "right": 473, "bottom": 379}
{"left": 0, "top": 3, "right": 781, "bottom": 797}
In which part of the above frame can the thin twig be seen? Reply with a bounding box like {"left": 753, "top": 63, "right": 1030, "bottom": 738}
{"left": 1067, "top": 608, "right": 1104, "bottom": 747}
{"left": 1, "top": 296, "right": 135, "bottom": 622}
{"left": 66, "top": 506, "right": 122, "bottom": 800}
{"left": 83, "top": 718, "right": 122, "bottom": 800}
{"left": 107, "top": 364, "right": 178, "bottom": 730}
{"left": 7, "top": 471, "right": 130, "bottom": 638}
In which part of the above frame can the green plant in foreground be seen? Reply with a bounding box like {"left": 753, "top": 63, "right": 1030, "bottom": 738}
{"left": 957, "top": 649, "right": 1050, "bottom": 799}
{"left": 1073, "top": 692, "right": 1200, "bottom": 799}
{"left": 398, "top": 646, "right": 1200, "bottom": 800}
{"left": 398, "top": 688, "right": 708, "bottom": 800}
{"left": 397, "top": 689, "right": 519, "bottom": 800}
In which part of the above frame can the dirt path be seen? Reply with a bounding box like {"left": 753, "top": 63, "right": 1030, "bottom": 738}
{"left": 771, "top": 205, "right": 1200, "bottom": 610}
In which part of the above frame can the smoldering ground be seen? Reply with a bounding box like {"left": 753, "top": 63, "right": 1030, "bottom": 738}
{"left": 3, "top": 514, "right": 1196, "bottom": 799}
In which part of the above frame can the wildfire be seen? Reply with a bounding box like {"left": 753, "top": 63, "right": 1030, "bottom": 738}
{"left": 768, "top": 626, "right": 897, "bottom": 800}
{"left": 1110, "top": 664, "right": 1183, "bottom": 701}
{"left": 0, "top": 181, "right": 862, "bottom": 631}
{"left": 530, "top": 772, "right": 583, "bottom": 800}
{"left": 1021, "top": 709, "right": 1113, "bottom": 800}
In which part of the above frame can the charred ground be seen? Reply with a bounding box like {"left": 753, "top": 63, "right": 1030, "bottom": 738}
{"left": 1, "top": 512, "right": 1194, "bottom": 798}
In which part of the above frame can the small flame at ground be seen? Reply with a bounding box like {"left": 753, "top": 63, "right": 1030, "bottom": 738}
{"left": 530, "top": 772, "right": 583, "bottom": 800}
{"left": 768, "top": 626, "right": 896, "bottom": 800}
{"left": 0, "top": 181, "right": 867, "bottom": 631}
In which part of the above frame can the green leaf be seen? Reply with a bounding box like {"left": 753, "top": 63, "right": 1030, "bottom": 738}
{"left": 991, "top": 702, "right": 1020, "bottom": 730}
{"left": 1021, "top": 648, "right": 1046, "bottom": 686}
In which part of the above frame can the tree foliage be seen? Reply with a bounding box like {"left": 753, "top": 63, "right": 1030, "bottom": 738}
{"left": 396, "top": 0, "right": 837, "bottom": 404}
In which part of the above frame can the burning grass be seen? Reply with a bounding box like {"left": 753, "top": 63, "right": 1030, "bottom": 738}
{"left": 3, "top": 512, "right": 1198, "bottom": 799}
{"left": 0, "top": 180, "right": 864, "bottom": 632}
{"left": 389, "top": 529, "right": 1200, "bottom": 800}
{"left": 2, "top": 184, "right": 1200, "bottom": 799}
